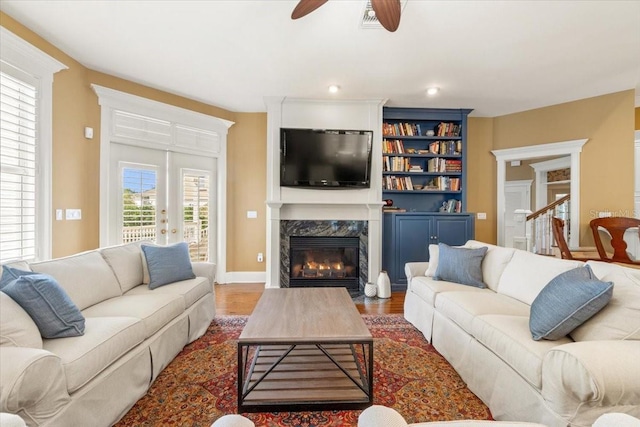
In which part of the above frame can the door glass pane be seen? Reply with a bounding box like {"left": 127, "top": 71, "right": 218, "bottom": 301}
{"left": 183, "top": 171, "right": 209, "bottom": 261}
{"left": 122, "top": 167, "right": 158, "bottom": 243}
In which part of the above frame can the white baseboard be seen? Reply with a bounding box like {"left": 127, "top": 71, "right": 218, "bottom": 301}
{"left": 219, "top": 271, "right": 266, "bottom": 284}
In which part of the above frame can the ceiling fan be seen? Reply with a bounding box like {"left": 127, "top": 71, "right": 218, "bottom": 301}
{"left": 291, "top": 0, "right": 402, "bottom": 32}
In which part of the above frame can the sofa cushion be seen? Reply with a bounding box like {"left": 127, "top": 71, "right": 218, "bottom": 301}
{"left": 2, "top": 274, "right": 86, "bottom": 339}
{"left": 471, "top": 314, "right": 572, "bottom": 389}
{"left": 530, "top": 266, "right": 613, "bottom": 341}
{"left": 141, "top": 243, "right": 195, "bottom": 290}
{"left": 409, "top": 276, "right": 486, "bottom": 306}
{"left": 124, "top": 276, "right": 210, "bottom": 308}
{"left": 100, "top": 241, "right": 146, "bottom": 293}
{"left": 0, "top": 292, "right": 43, "bottom": 348}
{"left": 30, "top": 251, "right": 122, "bottom": 311}
{"left": 0, "top": 266, "right": 36, "bottom": 289}
{"left": 43, "top": 316, "right": 146, "bottom": 393}
{"left": 496, "top": 250, "right": 584, "bottom": 305}
{"left": 81, "top": 294, "right": 185, "bottom": 338}
{"left": 571, "top": 261, "right": 640, "bottom": 341}
{"left": 436, "top": 291, "right": 530, "bottom": 335}
{"left": 434, "top": 243, "right": 487, "bottom": 288}
{"left": 464, "top": 241, "right": 516, "bottom": 292}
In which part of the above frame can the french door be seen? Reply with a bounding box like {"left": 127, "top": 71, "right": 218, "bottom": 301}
{"left": 108, "top": 143, "right": 216, "bottom": 261}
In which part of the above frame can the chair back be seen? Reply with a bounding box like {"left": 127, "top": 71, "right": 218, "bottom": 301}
{"left": 589, "top": 217, "right": 640, "bottom": 264}
{"left": 552, "top": 217, "right": 574, "bottom": 260}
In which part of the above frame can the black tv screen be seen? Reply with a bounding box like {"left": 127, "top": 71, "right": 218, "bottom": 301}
{"left": 280, "top": 128, "right": 373, "bottom": 188}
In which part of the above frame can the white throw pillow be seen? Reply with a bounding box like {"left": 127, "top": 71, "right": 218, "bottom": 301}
{"left": 425, "top": 244, "right": 439, "bottom": 276}
{"left": 0, "top": 291, "right": 43, "bottom": 348}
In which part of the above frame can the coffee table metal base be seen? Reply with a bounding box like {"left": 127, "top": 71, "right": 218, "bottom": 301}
{"left": 237, "top": 341, "right": 373, "bottom": 412}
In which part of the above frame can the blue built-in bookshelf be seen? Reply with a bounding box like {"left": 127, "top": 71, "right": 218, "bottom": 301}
{"left": 382, "top": 107, "right": 473, "bottom": 213}
{"left": 381, "top": 107, "right": 475, "bottom": 286}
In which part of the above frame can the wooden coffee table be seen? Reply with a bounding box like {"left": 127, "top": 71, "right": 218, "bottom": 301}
{"left": 237, "top": 287, "right": 373, "bottom": 412}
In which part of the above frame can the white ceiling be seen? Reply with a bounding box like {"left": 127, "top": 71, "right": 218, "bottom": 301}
{"left": 1, "top": 0, "right": 639, "bottom": 117}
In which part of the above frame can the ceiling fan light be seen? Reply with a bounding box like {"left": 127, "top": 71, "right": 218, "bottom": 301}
{"left": 426, "top": 87, "right": 440, "bottom": 96}
{"left": 328, "top": 85, "right": 340, "bottom": 93}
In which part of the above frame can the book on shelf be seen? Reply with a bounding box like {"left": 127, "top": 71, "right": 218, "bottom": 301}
{"left": 383, "top": 139, "right": 405, "bottom": 154}
{"left": 383, "top": 175, "right": 414, "bottom": 191}
{"left": 424, "top": 176, "right": 461, "bottom": 191}
{"left": 436, "top": 122, "right": 461, "bottom": 137}
{"left": 409, "top": 165, "right": 423, "bottom": 172}
{"left": 383, "top": 206, "right": 407, "bottom": 213}
{"left": 429, "top": 141, "right": 462, "bottom": 156}
{"left": 383, "top": 122, "right": 431, "bottom": 137}
{"left": 439, "top": 199, "right": 462, "bottom": 213}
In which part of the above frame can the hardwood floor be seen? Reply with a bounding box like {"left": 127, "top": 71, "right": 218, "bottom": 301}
{"left": 215, "top": 283, "right": 405, "bottom": 316}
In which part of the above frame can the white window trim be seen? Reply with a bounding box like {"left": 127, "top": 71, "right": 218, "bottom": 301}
{"left": 91, "top": 85, "right": 233, "bottom": 282}
{"left": 1, "top": 26, "right": 67, "bottom": 261}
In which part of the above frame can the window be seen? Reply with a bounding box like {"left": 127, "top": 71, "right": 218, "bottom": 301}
{"left": 0, "top": 69, "right": 37, "bottom": 261}
{"left": 0, "top": 26, "right": 67, "bottom": 262}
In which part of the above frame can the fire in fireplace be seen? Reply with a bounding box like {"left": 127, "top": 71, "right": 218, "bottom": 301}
{"left": 289, "top": 236, "right": 359, "bottom": 292}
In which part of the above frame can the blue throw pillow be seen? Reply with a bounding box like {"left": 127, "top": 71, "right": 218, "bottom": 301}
{"left": 2, "top": 273, "right": 85, "bottom": 338}
{"left": 0, "top": 266, "right": 36, "bottom": 290}
{"left": 433, "top": 243, "right": 488, "bottom": 288}
{"left": 141, "top": 242, "right": 195, "bottom": 290}
{"left": 529, "top": 265, "right": 613, "bottom": 341}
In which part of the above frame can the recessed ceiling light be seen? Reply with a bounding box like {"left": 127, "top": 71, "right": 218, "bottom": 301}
{"left": 426, "top": 87, "right": 440, "bottom": 96}
{"left": 328, "top": 85, "right": 340, "bottom": 94}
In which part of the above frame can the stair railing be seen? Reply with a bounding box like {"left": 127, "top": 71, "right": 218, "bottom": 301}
{"left": 526, "top": 194, "right": 571, "bottom": 255}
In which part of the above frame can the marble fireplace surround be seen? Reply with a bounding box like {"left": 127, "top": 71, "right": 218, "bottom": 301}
{"left": 279, "top": 220, "right": 368, "bottom": 289}
{"left": 265, "top": 201, "right": 383, "bottom": 289}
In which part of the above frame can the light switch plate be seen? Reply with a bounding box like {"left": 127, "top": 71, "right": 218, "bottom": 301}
{"left": 477, "top": 212, "right": 487, "bottom": 220}
{"left": 56, "top": 209, "right": 63, "bottom": 221}
{"left": 66, "top": 209, "right": 82, "bottom": 220}
{"left": 247, "top": 210, "right": 258, "bottom": 219}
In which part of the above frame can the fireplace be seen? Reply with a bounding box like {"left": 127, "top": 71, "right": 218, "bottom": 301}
{"left": 289, "top": 236, "right": 359, "bottom": 292}
{"left": 279, "top": 220, "right": 368, "bottom": 293}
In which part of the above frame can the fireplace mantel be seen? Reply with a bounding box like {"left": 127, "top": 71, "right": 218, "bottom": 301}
{"left": 264, "top": 97, "right": 385, "bottom": 289}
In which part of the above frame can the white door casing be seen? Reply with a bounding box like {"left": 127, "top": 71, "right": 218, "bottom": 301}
{"left": 492, "top": 139, "right": 587, "bottom": 248}
{"left": 93, "top": 85, "right": 233, "bottom": 282}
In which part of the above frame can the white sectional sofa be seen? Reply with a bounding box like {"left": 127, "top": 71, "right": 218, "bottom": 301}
{"left": 403, "top": 241, "right": 640, "bottom": 427}
{"left": 0, "top": 241, "right": 216, "bottom": 427}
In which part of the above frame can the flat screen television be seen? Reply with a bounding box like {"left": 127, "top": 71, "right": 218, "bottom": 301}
{"left": 280, "top": 128, "right": 373, "bottom": 188}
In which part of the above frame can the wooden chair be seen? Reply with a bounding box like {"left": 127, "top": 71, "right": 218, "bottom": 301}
{"left": 589, "top": 217, "right": 640, "bottom": 265}
{"left": 552, "top": 217, "right": 600, "bottom": 261}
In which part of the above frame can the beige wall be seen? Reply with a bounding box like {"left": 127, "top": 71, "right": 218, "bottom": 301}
{"left": 1, "top": 12, "right": 269, "bottom": 274}
{"left": 226, "top": 113, "right": 267, "bottom": 271}
{"left": 466, "top": 118, "right": 496, "bottom": 244}
{"left": 467, "top": 90, "right": 635, "bottom": 246}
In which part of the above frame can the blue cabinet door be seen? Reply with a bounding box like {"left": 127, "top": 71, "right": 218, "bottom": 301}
{"left": 382, "top": 213, "right": 474, "bottom": 286}
{"left": 433, "top": 216, "right": 473, "bottom": 246}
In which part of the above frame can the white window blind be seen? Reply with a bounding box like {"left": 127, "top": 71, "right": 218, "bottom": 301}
{"left": 182, "top": 172, "right": 209, "bottom": 261}
{"left": 0, "top": 71, "right": 38, "bottom": 263}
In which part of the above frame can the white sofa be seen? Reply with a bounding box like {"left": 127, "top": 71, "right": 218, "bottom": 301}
{"left": 0, "top": 241, "right": 216, "bottom": 427}
{"left": 403, "top": 240, "right": 640, "bottom": 427}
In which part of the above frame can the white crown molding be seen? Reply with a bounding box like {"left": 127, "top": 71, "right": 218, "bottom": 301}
{"left": 0, "top": 26, "right": 67, "bottom": 77}
{"left": 529, "top": 156, "right": 571, "bottom": 172}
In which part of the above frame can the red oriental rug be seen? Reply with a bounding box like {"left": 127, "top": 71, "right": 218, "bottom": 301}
{"left": 115, "top": 314, "right": 492, "bottom": 426}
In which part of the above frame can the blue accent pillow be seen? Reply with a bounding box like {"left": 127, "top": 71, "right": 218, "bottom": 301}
{"left": 529, "top": 265, "right": 613, "bottom": 341}
{"left": 141, "top": 242, "right": 195, "bottom": 290}
{"left": 2, "top": 273, "right": 85, "bottom": 338}
{"left": 0, "top": 266, "right": 36, "bottom": 290}
{"left": 433, "top": 243, "right": 488, "bottom": 288}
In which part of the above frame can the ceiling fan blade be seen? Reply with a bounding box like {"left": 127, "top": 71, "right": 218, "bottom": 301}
{"left": 371, "top": 0, "right": 401, "bottom": 32}
{"left": 291, "top": 0, "right": 329, "bottom": 19}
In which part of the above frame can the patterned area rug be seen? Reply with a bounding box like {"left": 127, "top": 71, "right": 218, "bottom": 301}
{"left": 115, "top": 314, "right": 492, "bottom": 427}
